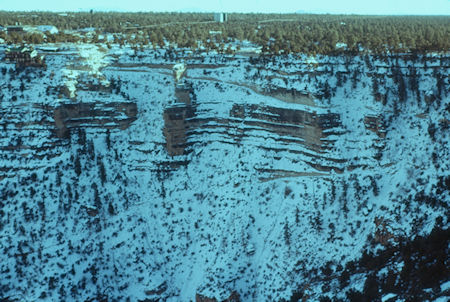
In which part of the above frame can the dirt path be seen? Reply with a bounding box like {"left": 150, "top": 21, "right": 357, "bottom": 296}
{"left": 110, "top": 63, "right": 226, "bottom": 69}
{"left": 256, "top": 168, "right": 329, "bottom": 182}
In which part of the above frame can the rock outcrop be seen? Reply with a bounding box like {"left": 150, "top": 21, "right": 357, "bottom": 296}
{"left": 196, "top": 291, "right": 240, "bottom": 302}
{"left": 163, "top": 83, "right": 195, "bottom": 156}
{"left": 230, "top": 104, "right": 341, "bottom": 152}
{"left": 364, "top": 115, "right": 387, "bottom": 138}
{"left": 54, "top": 101, "right": 137, "bottom": 138}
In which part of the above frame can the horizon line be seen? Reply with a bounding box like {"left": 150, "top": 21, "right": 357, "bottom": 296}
{"left": 0, "top": 10, "right": 449, "bottom": 16}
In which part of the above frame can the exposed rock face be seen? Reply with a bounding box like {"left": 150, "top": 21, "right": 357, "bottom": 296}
{"left": 196, "top": 291, "right": 240, "bottom": 302}
{"left": 143, "top": 282, "right": 167, "bottom": 300}
{"left": 364, "top": 115, "right": 387, "bottom": 138}
{"left": 1, "top": 47, "right": 448, "bottom": 302}
{"left": 230, "top": 104, "right": 341, "bottom": 152}
{"left": 259, "top": 87, "right": 316, "bottom": 106}
{"left": 54, "top": 101, "right": 137, "bottom": 138}
{"left": 196, "top": 294, "right": 218, "bottom": 302}
{"left": 163, "top": 83, "right": 195, "bottom": 156}
{"left": 163, "top": 85, "right": 341, "bottom": 159}
{"left": 163, "top": 105, "right": 196, "bottom": 156}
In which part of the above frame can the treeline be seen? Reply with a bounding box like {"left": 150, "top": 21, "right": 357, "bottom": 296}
{"left": 0, "top": 11, "right": 449, "bottom": 54}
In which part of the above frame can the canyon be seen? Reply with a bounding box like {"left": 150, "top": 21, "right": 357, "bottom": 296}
{"left": 0, "top": 45, "right": 448, "bottom": 301}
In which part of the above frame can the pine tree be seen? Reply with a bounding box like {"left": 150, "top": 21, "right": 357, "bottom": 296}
{"left": 98, "top": 159, "right": 106, "bottom": 185}
{"left": 74, "top": 156, "right": 81, "bottom": 176}
{"left": 108, "top": 202, "right": 115, "bottom": 215}
{"left": 283, "top": 219, "right": 290, "bottom": 246}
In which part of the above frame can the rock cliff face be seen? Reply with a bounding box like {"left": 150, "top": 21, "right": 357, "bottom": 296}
{"left": 0, "top": 45, "right": 448, "bottom": 302}
{"left": 163, "top": 84, "right": 196, "bottom": 156}
{"left": 163, "top": 93, "right": 341, "bottom": 158}
{"left": 163, "top": 104, "right": 196, "bottom": 156}
{"left": 230, "top": 104, "right": 341, "bottom": 151}
{"left": 54, "top": 101, "right": 137, "bottom": 138}
{"left": 363, "top": 115, "right": 387, "bottom": 138}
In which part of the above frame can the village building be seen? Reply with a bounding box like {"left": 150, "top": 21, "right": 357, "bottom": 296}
{"left": 6, "top": 26, "right": 24, "bottom": 34}
{"left": 209, "top": 30, "right": 222, "bottom": 35}
{"left": 4, "top": 46, "right": 46, "bottom": 68}
{"left": 36, "top": 25, "right": 59, "bottom": 34}
{"left": 36, "top": 46, "right": 60, "bottom": 52}
{"left": 214, "top": 13, "right": 228, "bottom": 23}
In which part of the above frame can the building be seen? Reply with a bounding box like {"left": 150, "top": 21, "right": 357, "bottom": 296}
{"left": 36, "top": 25, "right": 59, "bottom": 35}
{"left": 4, "top": 46, "right": 46, "bottom": 68}
{"left": 6, "top": 26, "right": 24, "bottom": 34}
{"left": 36, "top": 46, "right": 60, "bottom": 52}
{"left": 214, "top": 13, "right": 228, "bottom": 23}
{"left": 209, "top": 30, "right": 222, "bottom": 35}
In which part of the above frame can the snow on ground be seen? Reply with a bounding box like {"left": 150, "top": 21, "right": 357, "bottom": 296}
{"left": 0, "top": 45, "right": 448, "bottom": 301}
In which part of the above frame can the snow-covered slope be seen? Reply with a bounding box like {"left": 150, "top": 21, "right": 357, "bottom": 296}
{"left": 0, "top": 45, "right": 448, "bottom": 301}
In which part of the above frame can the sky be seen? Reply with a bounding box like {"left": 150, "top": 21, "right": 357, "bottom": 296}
{"left": 0, "top": 0, "right": 449, "bottom": 15}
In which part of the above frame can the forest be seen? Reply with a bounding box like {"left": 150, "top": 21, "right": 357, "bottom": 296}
{"left": 0, "top": 11, "right": 449, "bottom": 54}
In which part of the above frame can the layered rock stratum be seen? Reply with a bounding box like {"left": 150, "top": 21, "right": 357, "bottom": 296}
{"left": 0, "top": 45, "right": 448, "bottom": 301}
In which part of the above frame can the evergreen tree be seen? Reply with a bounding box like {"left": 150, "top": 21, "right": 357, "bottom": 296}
{"left": 283, "top": 219, "right": 290, "bottom": 246}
